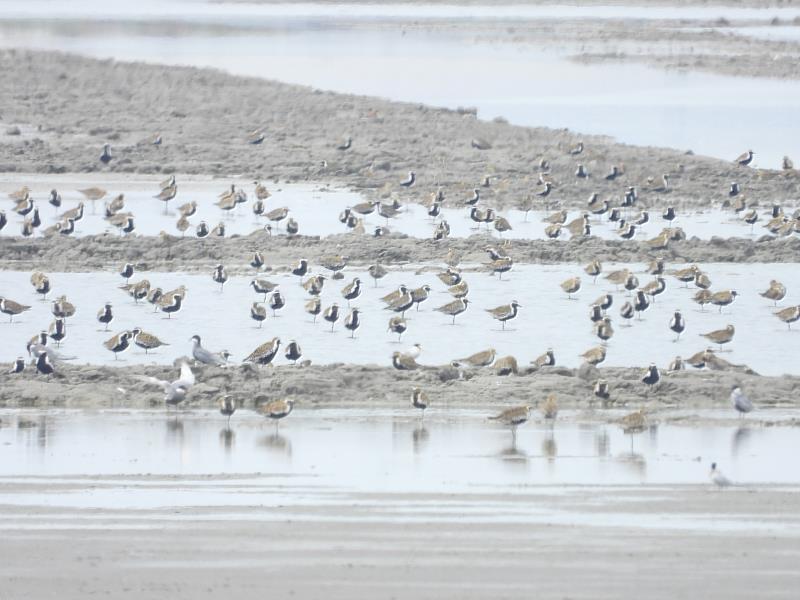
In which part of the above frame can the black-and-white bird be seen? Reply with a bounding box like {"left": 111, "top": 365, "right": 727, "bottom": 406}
{"left": 412, "top": 387, "right": 429, "bottom": 417}
{"left": 387, "top": 316, "right": 407, "bottom": 341}
{"left": 97, "top": 302, "right": 113, "bottom": 331}
{"left": 100, "top": 143, "right": 113, "bottom": 164}
{"left": 323, "top": 303, "right": 340, "bottom": 332}
{"left": 9, "top": 357, "right": 25, "bottom": 374}
{"left": 292, "top": 259, "right": 309, "bottom": 278}
{"left": 734, "top": 150, "right": 754, "bottom": 167}
{"left": 642, "top": 364, "right": 660, "bottom": 390}
{"left": 36, "top": 352, "right": 56, "bottom": 376}
{"left": 341, "top": 277, "right": 362, "bottom": 306}
{"left": 212, "top": 264, "right": 228, "bottom": 291}
{"left": 284, "top": 340, "right": 303, "bottom": 364}
{"left": 268, "top": 291, "right": 285, "bottom": 317}
{"left": 669, "top": 310, "right": 685, "bottom": 341}
{"left": 251, "top": 302, "right": 267, "bottom": 327}
{"left": 344, "top": 308, "right": 361, "bottom": 338}
{"left": 400, "top": 171, "right": 416, "bottom": 188}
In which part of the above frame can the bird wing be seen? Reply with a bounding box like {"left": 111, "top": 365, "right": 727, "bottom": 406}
{"left": 175, "top": 362, "right": 195, "bottom": 387}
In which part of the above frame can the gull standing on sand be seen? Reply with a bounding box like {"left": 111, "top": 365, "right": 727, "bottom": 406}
{"left": 709, "top": 463, "right": 732, "bottom": 488}
{"left": 730, "top": 385, "right": 754, "bottom": 417}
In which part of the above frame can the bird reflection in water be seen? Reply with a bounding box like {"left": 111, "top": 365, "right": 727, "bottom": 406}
{"left": 259, "top": 432, "right": 292, "bottom": 458}
{"left": 219, "top": 427, "right": 236, "bottom": 452}
{"left": 731, "top": 426, "right": 752, "bottom": 458}
{"left": 165, "top": 417, "right": 184, "bottom": 444}
{"left": 412, "top": 425, "right": 429, "bottom": 454}
{"left": 595, "top": 428, "right": 610, "bottom": 458}
{"left": 542, "top": 431, "right": 558, "bottom": 460}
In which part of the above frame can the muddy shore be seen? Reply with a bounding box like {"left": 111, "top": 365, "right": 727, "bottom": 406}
{"left": 1, "top": 360, "right": 797, "bottom": 421}
{"left": 1, "top": 50, "right": 797, "bottom": 216}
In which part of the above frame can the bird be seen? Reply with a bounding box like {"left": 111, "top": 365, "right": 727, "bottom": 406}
{"left": 305, "top": 297, "right": 322, "bottom": 323}
{"left": 453, "top": 348, "right": 496, "bottom": 368}
{"left": 9, "top": 357, "right": 25, "bottom": 374}
{"left": 320, "top": 255, "right": 348, "bottom": 278}
{"left": 387, "top": 316, "right": 408, "bottom": 341}
{"left": 560, "top": 277, "right": 581, "bottom": 299}
{"left": 259, "top": 399, "right": 294, "bottom": 428}
{"left": 775, "top": 305, "right": 800, "bottom": 330}
{"left": 489, "top": 405, "right": 531, "bottom": 434}
{"left": 212, "top": 264, "right": 228, "bottom": 291}
{"left": 218, "top": 395, "right": 236, "bottom": 426}
{"left": 593, "top": 379, "right": 610, "bottom": 404}
{"left": 344, "top": 308, "right": 361, "bottom": 338}
{"left": 620, "top": 410, "right": 647, "bottom": 434}
{"left": 31, "top": 272, "right": 51, "bottom": 299}
{"left": 368, "top": 263, "right": 388, "bottom": 287}
{"left": 268, "top": 291, "right": 285, "bottom": 317}
{"left": 247, "top": 128, "right": 265, "bottom": 145}
{"left": 783, "top": 156, "right": 794, "bottom": 171}
{"left": 734, "top": 150, "right": 754, "bottom": 167}
{"left": 323, "top": 303, "right": 340, "bottom": 332}
{"left": 266, "top": 207, "right": 289, "bottom": 227}
{"left": 48, "top": 318, "right": 67, "bottom": 347}
{"left": 96, "top": 302, "right": 114, "bottom": 331}
{"left": 541, "top": 394, "right": 558, "bottom": 420}
{"left": 594, "top": 317, "right": 614, "bottom": 344}
{"left": 190, "top": 335, "right": 228, "bottom": 366}
{"left": 196, "top": 221, "right": 209, "bottom": 238}
{"left": 284, "top": 340, "right": 302, "bottom": 364}
{"left": 399, "top": 171, "right": 416, "bottom": 187}
{"left": 244, "top": 337, "right": 282, "bottom": 366}
{"left": 411, "top": 388, "right": 429, "bottom": 417}
{"left": 145, "top": 362, "right": 195, "bottom": 406}
{"left": 100, "top": 143, "right": 113, "bottom": 164}
{"left": 730, "top": 385, "right": 753, "bottom": 417}
{"left": 434, "top": 298, "right": 469, "bottom": 324}
{"left": 251, "top": 278, "right": 279, "bottom": 301}
{"left": 633, "top": 290, "right": 650, "bottom": 318}
{"left": 700, "top": 324, "right": 735, "bottom": 350}
{"left": 36, "top": 352, "right": 56, "bottom": 376}
{"left": 584, "top": 259, "right": 602, "bottom": 283}
{"left": 710, "top": 290, "right": 738, "bottom": 313}
{"left": 409, "top": 285, "right": 432, "bottom": 311}
{"left": 0, "top": 297, "right": 31, "bottom": 322}
{"left": 669, "top": 310, "right": 685, "bottom": 341}
{"left": 709, "top": 463, "right": 732, "bottom": 488}
{"left": 642, "top": 364, "right": 660, "bottom": 391}
{"left": 341, "top": 278, "right": 362, "bottom": 305}
{"left": 119, "top": 263, "right": 135, "bottom": 283}
{"left": 103, "top": 330, "right": 133, "bottom": 360}
{"left": 154, "top": 183, "right": 177, "bottom": 213}
{"left": 336, "top": 136, "right": 352, "bottom": 151}
{"left": 250, "top": 251, "right": 265, "bottom": 270}
{"left": 250, "top": 302, "right": 267, "bottom": 327}
{"left": 158, "top": 293, "right": 183, "bottom": 319}
{"left": 486, "top": 300, "right": 521, "bottom": 330}
{"left": 448, "top": 280, "right": 469, "bottom": 299}
{"left": 575, "top": 163, "right": 589, "bottom": 178}
{"left": 532, "top": 348, "right": 555, "bottom": 369}
{"left": 132, "top": 328, "right": 169, "bottom": 354}
{"left": 178, "top": 202, "right": 198, "bottom": 220}
{"left": 291, "top": 259, "right": 310, "bottom": 278}
{"left": 693, "top": 272, "right": 712, "bottom": 291}
{"left": 51, "top": 296, "right": 76, "bottom": 320}
{"left": 494, "top": 355, "right": 518, "bottom": 376}
{"left": 668, "top": 356, "right": 684, "bottom": 372}
{"left": 619, "top": 301, "right": 634, "bottom": 323}
{"left": 760, "top": 280, "right": 787, "bottom": 305}
{"left": 487, "top": 257, "right": 513, "bottom": 279}
{"left": 580, "top": 346, "right": 606, "bottom": 366}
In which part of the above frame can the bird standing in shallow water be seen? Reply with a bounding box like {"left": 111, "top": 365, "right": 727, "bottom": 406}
{"left": 412, "top": 388, "right": 429, "bottom": 418}
{"left": 212, "top": 264, "right": 228, "bottom": 292}
{"left": 259, "top": 399, "right": 294, "bottom": 430}
{"left": 219, "top": 395, "right": 236, "bottom": 426}
{"left": 669, "top": 310, "right": 685, "bottom": 341}
{"left": 344, "top": 308, "right": 361, "bottom": 338}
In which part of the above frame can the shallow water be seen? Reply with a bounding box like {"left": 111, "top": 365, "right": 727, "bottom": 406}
{"left": 1, "top": 177, "right": 789, "bottom": 240}
{"left": 1, "top": 8, "right": 799, "bottom": 167}
{"left": 2, "top": 263, "right": 799, "bottom": 375}
{"left": 0, "top": 408, "right": 796, "bottom": 503}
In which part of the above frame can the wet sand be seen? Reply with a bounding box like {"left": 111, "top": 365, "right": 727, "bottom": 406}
{"left": 1, "top": 485, "right": 799, "bottom": 599}
{"left": 1, "top": 49, "right": 798, "bottom": 215}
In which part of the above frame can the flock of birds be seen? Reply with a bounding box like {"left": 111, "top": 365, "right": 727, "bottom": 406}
{"left": 2, "top": 140, "right": 794, "bottom": 490}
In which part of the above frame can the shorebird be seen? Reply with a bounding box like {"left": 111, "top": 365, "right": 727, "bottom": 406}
{"left": 435, "top": 298, "right": 469, "bottom": 324}
{"left": 48, "top": 318, "right": 66, "bottom": 347}
{"left": 399, "top": 171, "right": 416, "bottom": 188}
{"left": 623, "top": 273, "right": 639, "bottom": 294}
{"left": 465, "top": 188, "right": 480, "bottom": 207}
{"left": 104, "top": 330, "right": 133, "bottom": 360}
{"left": 259, "top": 399, "right": 294, "bottom": 428}
{"left": 154, "top": 183, "right": 177, "bottom": 213}
{"left": 532, "top": 348, "right": 555, "bottom": 369}
{"left": 543, "top": 210, "right": 568, "bottom": 225}
{"left": 642, "top": 364, "right": 660, "bottom": 391}
{"left": 119, "top": 263, "right": 135, "bottom": 284}
{"left": 494, "top": 355, "right": 518, "bottom": 376}
{"left": 100, "top": 143, "right": 112, "bottom": 164}
{"left": 710, "top": 290, "right": 738, "bottom": 313}
{"left": 177, "top": 201, "right": 197, "bottom": 219}
{"left": 584, "top": 259, "right": 602, "bottom": 283}
{"left": 320, "top": 255, "right": 348, "bottom": 278}
{"left": 132, "top": 328, "right": 169, "bottom": 354}
{"left": 305, "top": 297, "right": 322, "bottom": 323}
{"left": 209, "top": 222, "right": 225, "bottom": 237}
{"left": 580, "top": 346, "right": 606, "bottom": 366}
{"left": 734, "top": 150, "right": 754, "bottom": 167}
{"left": 36, "top": 352, "right": 56, "bottom": 376}
{"left": 775, "top": 305, "right": 800, "bottom": 329}
{"left": 760, "top": 280, "right": 786, "bottom": 305}
{"left": 158, "top": 292, "right": 184, "bottom": 319}
{"left": 409, "top": 285, "right": 431, "bottom": 311}
{"left": 730, "top": 385, "right": 753, "bottom": 417}
{"left": 486, "top": 300, "right": 521, "bottom": 330}
{"left": 268, "top": 291, "right": 285, "bottom": 317}
{"left": 541, "top": 394, "right": 558, "bottom": 420}
{"left": 544, "top": 223, "right": 562, "bottom": 239}
{"left": 0, "top": 211, "right": 5, "bottom": 232}
{"left": 487, "top": 256, "right": 513, "bottom": 279}
{"left": 693, "top": 271, "right": 712, "bottom": 291}
{"left": 196, "top": 221, "right": 209, "bottom": 238}
{"left": 284, "top": 340, "right": 302, "bottom": 364}
{"left": 9, "top": 357, "right": 25, "bottom": 374}
{"left": 336, "top": 136, "right": 352, "bottom": 151}
{"left": 96, "top": 302, "right": 114, "bottom": 331}
{"left": 146, "top": 362, "right": 195, "bottom": 406}
{"left": 604, "top": 165, "right": 620, "bottom": 181}
{"left": 633, "top": 290, "right": 650, "bottom": 318}
{"left": 448, "top": 280, "right": 469, "bottom": 299}
{"left": 291, "top": 259, "right": 310, "bottom": 278}
{"left": 654, "top": 174, "right": 671, "bottom": 193}
{"left": 728, "top": 182, "right": 740, "bottom": 197}
{"left": 700, "top": 324, "right": 735, "bottom": 350}
{"left": 669, "top": 310, "right": 685, "bottom": 341}
{"left": 436, "top": 268, "right": 462, "bottom": 287}
{"left": 619, "top": 300, "right": 634, "bottom": 324}
{"left": 387, "top": 316, "right": 407, "bottom": 341}
{"left": 253, "top": 181, "right": 271, "bottom": 201}
{"left": 618, "top": 223, "right": 636, "bottom": 240}
{"left": 250, "top": 251, "right": 265, "bottom": 270}
{"left": 594, "top": 379, "right": 610, "bottom": 404}
{"left": 251, "top": 278, "right": 279, "bottom": 301}
{"left": 286, "top": 218, "right": 299, "bottom": 235}
{"left": 742, "top": 209, "right": 758, "bottom": 232}
{"left": 784, "top": 156, "right": 795, "bottom": 170}
{"left": 191, "top": 335, "right": 228, "bottom": 366}
{"left": 494, "top": 216, "right": 512, "bottom": 236}
{"left": 594, "top": 316, "right": 614, "bottom": 343}
{"left": 392, "top": 351, "right": 419, "bottom": 370}
{"left": 212, "top": 265, "right": 228, "bottom": 291}
{"left": 668, "top": 356, "right": 684, "bottom": 372}
{"left": 265, "top": 207, "right": 289, "bottom": 228}
{"left": 323, "top": 303, "right": 340, "bottom": 332}
{"left": 218, "top": 395, "right": 236, "bottom": 426}
{"left": 454, "top": 348, "right": 496, "bottom": 368}
{"left": 709, "top": 462, "right": 732, "bottom": 489}
{"left": 247, "top": 128, "right": 265, "bottom": 144}
{"left": 489, "top": 405, "right": 531, "bottom": 436}
{"left": 48, "top": 189, "right": 62, "bottom": 210}
{"left": 251, "top": 302, "right": 267, "bottom": 327}
{"left": 620, "top": 410, "right": 647, "bottom": 435}
{"left": 569, "top": 141, "right": 584, "bottom": 155}
{"left": 350, "top": 201, "right": 376, "bottom": 216}
{"left": 244, "top": 337, "right": 281, "bottom": 366}
{"left": 575, "top": 164, "right": 589, "bottom": 179}
{"left": 51, "top": 296, "right": 76, "bottom": 319}
{"left": 344, "top": 308, "right": 361, "bottom": 338}
{"left": 31, "top": 272, "right": 51, "bottom": 299}
{"left": 14, "top": 194, "right": 34, "bottom": 217}
{"left": 366, "top": 263, "right": 387, "bottom": 287}
{"left": 8, "top": 186, "right": 30, "bottom": 201}
{"left": 560, "top": 276, "right": 581, "bottom": 299}
{"left": 411, "top": 388, "right": 429, "bottom": 417}
{"left": 385, "top": 288, "right": 414, "bottom": 316}
{"left": 594, "top": 293, "right": 613, "bottom": 314}
{"left": 341, "top": 278, "right": 362, "bottom": 305}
